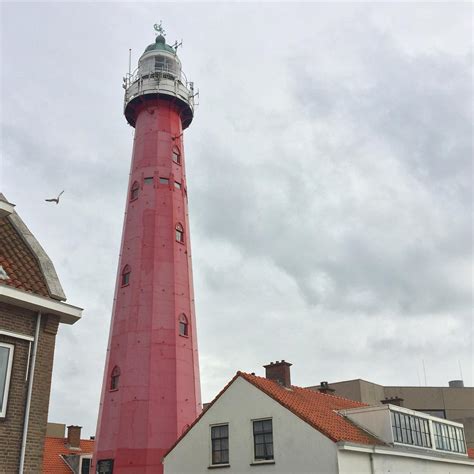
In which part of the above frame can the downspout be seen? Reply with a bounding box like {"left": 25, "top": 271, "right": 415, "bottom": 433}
{"left": 19, "top": 312, "right": 41, "bottom": 473}
{"left": 369, "top": 452, "right": 375, "bottom": 474}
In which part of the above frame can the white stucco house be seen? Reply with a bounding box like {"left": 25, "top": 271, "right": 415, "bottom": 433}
{"left": 164, "top": 361, "right": 474, "bottom": 474}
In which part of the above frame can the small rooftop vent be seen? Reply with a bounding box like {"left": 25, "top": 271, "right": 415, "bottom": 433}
{"left": 448, "top": 380, "right": 464, "bottom": 388}
{"left": 319, "top": 381, "right": 335, "bottom": 394}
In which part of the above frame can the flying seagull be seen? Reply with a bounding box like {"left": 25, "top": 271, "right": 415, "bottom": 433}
{"left": 45, "top": 190, "right": 64, "bottom": 204}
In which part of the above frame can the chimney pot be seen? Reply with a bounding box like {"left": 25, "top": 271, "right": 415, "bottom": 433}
{"left": 381, "top": 396, "right": 404, "bottom": 407}
{"left": 66, "top": 425, "right": 82, "bottom": 449}
{"left": 263, "top": 360, "right": 292, "bottom": 387}
{"left": 318, "top": 381, "right": 335, "bottom": 394}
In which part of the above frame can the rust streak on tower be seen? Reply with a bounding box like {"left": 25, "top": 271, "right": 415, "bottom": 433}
{"left": 93, "top": 25, "right": 201, "bottom": 474}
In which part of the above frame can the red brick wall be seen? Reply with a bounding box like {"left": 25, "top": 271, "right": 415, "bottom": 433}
{"left": 0, "top": 302, "right": 59, "bottom": 473}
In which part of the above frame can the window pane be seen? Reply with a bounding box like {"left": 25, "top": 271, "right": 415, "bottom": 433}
{"left": 81, "top": 458, "right": 91, "bottom": 474}
{"left": 263, "top": 420, "right": 272, "bottom": 431}
{"left": 159, "top": 177, "right": 169, "bottom": 184}
{"left": 0, "top": 346, "right": 11, "bottom": 409}
{"left": 254, "top": 421, "right": 263, "bottom": 433}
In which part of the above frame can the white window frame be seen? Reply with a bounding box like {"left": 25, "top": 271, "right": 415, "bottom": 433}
{"left": 79, "top": 455, "right": 92, "bottom": 473}
{"left": 0, "top": 342, "right": 15, "bottom": 417}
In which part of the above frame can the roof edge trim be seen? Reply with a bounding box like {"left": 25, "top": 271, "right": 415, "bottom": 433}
{"left": 0, "top": 284, "right": 82, "bottom": 324}
{"left": 7, "top": 210, "right": 66, "bottom": 301}
{"left": 337, "top": 442, "right": 474, "bottom": 464}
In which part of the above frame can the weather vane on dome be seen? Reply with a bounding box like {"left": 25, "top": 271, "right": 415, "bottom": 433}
{"left": 154, "top": 21, "right": 166, "bottom": 37}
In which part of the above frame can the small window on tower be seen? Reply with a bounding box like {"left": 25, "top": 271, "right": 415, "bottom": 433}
{"left": 174, "top": 181, "right": 181, "bottom": 190}
{"left": 110, "top": 366, "right": 120, "bottom": 391}
{"left": 172, "top": 147, "right": 181, "bottom": 165}
{"left": 144, "top": 177, "right": 153, "bottom": 185}
{"left": 159, "top": 177, "right": 169, "bottom": 185}
{"left": 121, "top": 265, "right": 131, "bottom": 286}
{"left": 175, "top": 223, "right": 184, "bottom": 243}
{"left": 179, "top": 314, "right": 189, "bottom": 337}
{"left": 97, "top": 459, "right": 114, "bottom": 474}
{"left": 130, "top": 181, "right": 139, "bottom": 201}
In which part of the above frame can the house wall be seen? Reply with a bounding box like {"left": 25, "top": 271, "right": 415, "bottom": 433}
{"left": 338, "top": 449, "right": 474, "bottom": 473}
{"left": 164, "top": 377, "right": 339, "bottom": 474}
{"left": 0, "top": 302, "right": 59, "bottom": 473}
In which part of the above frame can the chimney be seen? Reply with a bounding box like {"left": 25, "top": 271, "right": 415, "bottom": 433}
{"left": 449, "top": 380, "right": 464, "bottom": 388}
{"left": 264, "top": 360, "right": 292, "bottom": 387}
{"left": 381, "top": 396, "right": 404, "bottom": 407}
{"left": 66, "top": 425, "right": 82, "bottom": 449}
{"left": 318, "top": 381, "right": 335, "bottom": 394}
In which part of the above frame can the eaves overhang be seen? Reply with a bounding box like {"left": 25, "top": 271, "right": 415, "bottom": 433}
{"left": 0, "top": 284, "right": 82, "bottom": 324}
{"left": 337, "top": 442, "right": 474, "bottom": 465}
{"left": 0, "top": 198, "right": 15, "bottom": 218}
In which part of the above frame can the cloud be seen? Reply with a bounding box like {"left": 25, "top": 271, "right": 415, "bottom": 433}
{"left": 1, "top": 3, "right": 471, "bottom": 437}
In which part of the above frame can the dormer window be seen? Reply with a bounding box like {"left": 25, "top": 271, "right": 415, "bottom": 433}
{"left": 391, "top": 411, "right": 431, "bottom": 448}
{"left": 178, "top": 314, "right": 189, "bottom": 337}
{"left": 121, "top": 265, "right": 131, "bottom": 286}
{"left": 110, "top": 366, "right": 120, "bottom": 391}
{"left": 172, "top": 147, "right": 181, "bottom": 165}
{"left": 433, "top": 421, "right": 466, "bottom": 453}
{"left": 175, "top": 223, "right": 184, "bottom": 243}
{"left": 130, "top": 181, "right": 139, "bottom": 201}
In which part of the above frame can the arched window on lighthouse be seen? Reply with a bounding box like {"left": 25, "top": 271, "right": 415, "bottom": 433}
{"left": 179, "top": 314, "right": 189, "bottom": 337}
{"left": 121, "top": 265, "right": 131, "bottom": 286}
{"left": 175, "top": 223, "right": 184, "bottom": 243}
{"left": 110, "top": 366, "right": 121, "bottom": 391}
{"left": 130, "top": 181, "right": 139, "bottom": 201}
{"left": 172, "top": 147, "right": 181, "bottom": 165}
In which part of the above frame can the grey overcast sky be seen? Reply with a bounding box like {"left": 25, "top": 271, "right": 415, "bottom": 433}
{"left": 1, "top": 2, "right": 472, "bottom": 437}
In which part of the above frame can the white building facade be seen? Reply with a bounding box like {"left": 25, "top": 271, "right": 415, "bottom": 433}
{"left": 164, "top": 365, "right": 474, "bottom": 474}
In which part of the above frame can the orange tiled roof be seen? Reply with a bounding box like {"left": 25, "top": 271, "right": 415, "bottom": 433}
{"left": 239, "top": 372, "right": 383, "bottom": 445}
{"left": 42, "top": 437, "right": 95, "bottom": 473}
{"left": 165, "top": 371, "right": 383, "bottom": 458}
{"left": 0, "top": 216, "right": 50, "bottom": 297}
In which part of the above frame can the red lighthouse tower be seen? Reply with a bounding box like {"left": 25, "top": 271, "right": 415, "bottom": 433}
{"left": 93, "top": 24, "right": 201, "bottom": 474}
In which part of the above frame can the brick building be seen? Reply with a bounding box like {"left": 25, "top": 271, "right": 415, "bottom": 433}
{"left": 0, "top": 195, "right": 82, "bottom": 472}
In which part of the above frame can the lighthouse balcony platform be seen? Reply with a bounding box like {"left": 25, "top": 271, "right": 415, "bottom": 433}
{"left": 124, "top": 72, "right": 195, "bottom": 128}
